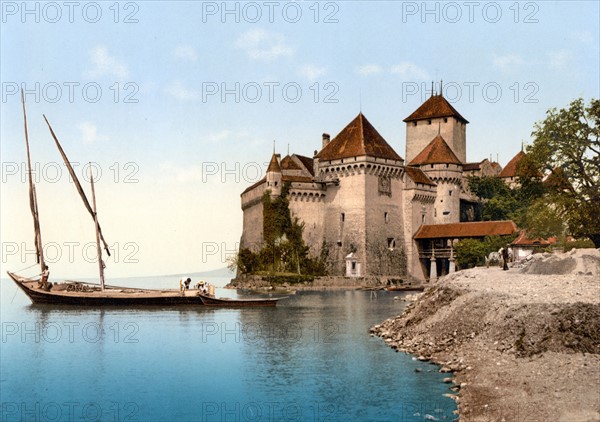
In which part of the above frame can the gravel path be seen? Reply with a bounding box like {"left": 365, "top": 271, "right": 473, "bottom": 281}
{"left": 372, "top": 249, "right": 600, "bottom": 422}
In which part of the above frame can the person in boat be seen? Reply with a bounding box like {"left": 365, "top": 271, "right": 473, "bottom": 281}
{"left": 38, "top": 267, "right": 50, "bottom": 289}
{"left": 184, "top": 278, "right": 191, "bottom": 290}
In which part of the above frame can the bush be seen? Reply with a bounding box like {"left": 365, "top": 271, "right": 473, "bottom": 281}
{"left": 562, "top": 239, "right": 595, "bottom": 252}
{"left": 455, "top": 238, "right": 488, "bottom": 268}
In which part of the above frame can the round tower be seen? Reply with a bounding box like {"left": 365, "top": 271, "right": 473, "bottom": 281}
{"left": 408, "top": 134, "right": 463, "bottom": 224}
{"left": 403, "top": 89, "right": 468, "bottom": 164}
{"left": 266, "top": 153, "right": 282, "bottom": 196}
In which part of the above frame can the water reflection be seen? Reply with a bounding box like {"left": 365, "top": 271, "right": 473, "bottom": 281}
{"left": 1, "top": 281, "right": 456, "bottom": 421}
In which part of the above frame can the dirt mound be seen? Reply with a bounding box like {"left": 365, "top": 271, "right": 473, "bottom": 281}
{"left": 520, "top": 248, "right": 600, "bottom": 276}
{"left": 371, "top": 267, "right": 600, "bottom": 421}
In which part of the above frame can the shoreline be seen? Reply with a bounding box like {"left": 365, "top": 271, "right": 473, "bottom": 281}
{"left": 226, "top": 274, "right": 427, "bottom": 292}
{"left": 372, "top": 249, "right": 600, "bottom": 422}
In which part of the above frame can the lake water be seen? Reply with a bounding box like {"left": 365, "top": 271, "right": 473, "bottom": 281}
{"left": 1, "top": 275, "right": 457, "bottom": 421}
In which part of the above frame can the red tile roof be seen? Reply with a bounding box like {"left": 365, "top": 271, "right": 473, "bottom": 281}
{"left": 414, "top": 220, "right": 517, "bottom": 239}
{"left": 282, "top": 175, "right": 314, "bottom": 183}
{"left": 409, "top": 134, "right": 462, "bottom": 166}
{"left": 463, "top": 160, "right": 484, "bottom": 171}
{"left": 511, "top": 230, "right": 555, "bottom": 246}
{"left": 266, "top": 153, "right": 281, "bottom": 173}
{"left": 405, "top": 166, "right": 436, "bottom": 186}
{"left": 295, "top": 154, "right": 315, "bottom": 176}
{"left": 499, "top": 151, "right": 525, "bottom": 178}
{"left": 281, "top": 155, "right": 301, "bottom": 170}
{"left": 403, "top": 94, "right": 469, "bottom": 124}
{"left": 316, "top": 113, "right": 403, "bottom": 162}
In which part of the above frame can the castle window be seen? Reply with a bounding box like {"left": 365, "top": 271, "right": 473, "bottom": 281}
{"left": 427, "top": 120, "right": 432, "bottom": 125}
{"left": 446, "top": 164, "right": 449, "bottom": 168}
{"left": 387, "top": 238, "right": 396, "bottom": 249}
{"left": 341, "top": 213, "right": 345, "bottom": 222}
{"left": 443, "top": 211, "right": 450, "bottom": 215}
{"left": 413, "top": 122, "right": 417, "bottom": 126}
{"left": 422, "top": 215, "right": 425, "bottom": 223}
{"left": 274, "top": 182, "right": 278, "bottom": 186}
{"left": 449, "top": 190, "right": 452, "bottom": 196}
{"left": 444, "top": 118, "right": 448, "bottom": 123}
{"left": 384, "top": 212, "right": 389, "bottom": 223}
{"left": 431, "top": 164, "right": 434, "bottom": 168}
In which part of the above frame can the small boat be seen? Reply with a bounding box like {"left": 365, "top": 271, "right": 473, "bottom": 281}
{"left": 7, "top": 92, "right": 286, "bottom": 308}
{"left": 385, "top": 285, "right": 425, "bottom": 292}
{"left": 198, "top": 293, "right": 287, "bottom": 307}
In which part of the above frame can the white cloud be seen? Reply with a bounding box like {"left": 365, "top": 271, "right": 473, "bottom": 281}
{"left": 164, "top": 80, "right": 198, "bottom": 100}
{"left": 356, "top": 64, "right": 382, "bottom": 76}
{"left": 390, "top": 62, "right": 429, "bottom": 80}
{"left": 548, "top": 50, "right": 572, "bottom": 70}
{"left": 299, "top": 64, "right": 327, "bottom": 81}
{"left": 174, "top": 45, "right": 199, "bottom": 62}
{"left": 493, "top": 54, "right": 524, "bottom": 73}
{"left": 87, "top": 46, "right": 129, "bottom": 79}
{"left": 207, "top": 130, "right": 231, "bottom": 143}
{"left": 235, "top": 29, "right": 293, "bottom": 60}
{"left": 79, "top": 122, "right": 109, "bottom": 145}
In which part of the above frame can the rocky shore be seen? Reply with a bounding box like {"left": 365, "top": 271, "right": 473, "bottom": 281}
{"left": 227, "top": 274, "right": 424, "bottom": 291}
{"left": 371, "top": 248, "right": 600, "bottom": 422}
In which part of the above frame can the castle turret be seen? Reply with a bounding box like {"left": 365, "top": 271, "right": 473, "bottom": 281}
{"left": 404, "top": 92, "right": 468, "bottom": 164}
{"left": 266, "top": 153, "right": 282, "bottom": 196}
{"left": 409, "top": 134, "right": 463, "bottom": 224}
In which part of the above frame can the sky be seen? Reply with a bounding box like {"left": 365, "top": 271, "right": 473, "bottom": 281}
{"left": 1, "top": 1, "right": 599, "bottom": 278}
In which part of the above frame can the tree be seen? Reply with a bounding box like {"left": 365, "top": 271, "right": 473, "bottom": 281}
{"left": 467, "top": 175, "right": 533, "bottom": 227}
{"left": 525, "top": 98, "right": 600, "bottom": 246}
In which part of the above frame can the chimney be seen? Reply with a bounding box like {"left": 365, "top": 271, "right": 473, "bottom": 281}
{"left": 322, "top": 133, "right": 331, "bottom": 149}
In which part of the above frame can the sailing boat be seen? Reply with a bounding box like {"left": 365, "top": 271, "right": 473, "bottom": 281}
{"left": 6, "top": 94, "right": 285, "bottom": 307}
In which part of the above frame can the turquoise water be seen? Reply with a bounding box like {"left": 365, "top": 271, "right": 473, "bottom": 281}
{"left": 1, "top": 276, "right": 457, "bottom": 421}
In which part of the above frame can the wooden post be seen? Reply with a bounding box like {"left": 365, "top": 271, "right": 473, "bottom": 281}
{"left": 89, "top": 165, "right": 105, "bottom": 291}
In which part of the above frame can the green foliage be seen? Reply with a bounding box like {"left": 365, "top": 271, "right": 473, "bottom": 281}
{"left": 234, "top": 183, "right": 328, "bottom": 276}
{"left": 561, "top": 238, "right": 595, "bottom": 252}
{"left": 467, "top": 169, "right": 550, "bottom": 229}
{"left": 454, "top": 235, "right": 516, "bottom": 269}
{"left": 455, "top": 238, "right": 488, "bottom": 268}
{"left": 527, "top": 98, "right": 600, "bottom": 246}
{"left": 523, "top": 198, "right": 567, "bottom": 239}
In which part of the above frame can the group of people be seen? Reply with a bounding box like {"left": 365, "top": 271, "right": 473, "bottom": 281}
{"left": 179, "top": 277, "right": 211, "bottom": 294}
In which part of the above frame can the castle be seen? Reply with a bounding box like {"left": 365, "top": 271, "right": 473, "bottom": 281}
{"left": 240, "top": 91, "right": 520, "bottom": 281}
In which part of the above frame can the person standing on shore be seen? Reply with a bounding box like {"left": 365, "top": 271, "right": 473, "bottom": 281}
{"left": 501, "top": 246, "right": 509, "bottom": 271}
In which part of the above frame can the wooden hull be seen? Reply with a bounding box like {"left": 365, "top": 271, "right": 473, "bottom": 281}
{"left": 385, "top": 286, "right": 425, "bottom": 292}
{"left": 6, "top": 272, "right": 285, "bottom": 307}
{"left": 198, "top": 293, "right": 285, "bottom": 307}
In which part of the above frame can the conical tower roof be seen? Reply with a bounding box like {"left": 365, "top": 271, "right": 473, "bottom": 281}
{"left": 403, "top": 94, "right": 469, "bottom": 124}
{"left": 499, "top": 151, "right": 525, "bottom": 178}
{"left": 267, "top": 153, "right": 281, "bottom": 173}
{"left": 409, "top": 134, "right": 462, "bottom": 166}
{"left": 316, "top": 113, "right": 403, "bottom": 161}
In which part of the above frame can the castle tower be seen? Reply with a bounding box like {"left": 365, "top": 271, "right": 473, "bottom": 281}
{"left": 403, "top": 92, "right": 468, "bottom": 164}
{"left": 265, "top": 153, "right": 282, "bottom": 196}
{"left": 409, "top": 134, "right": 463, "bottom": 224}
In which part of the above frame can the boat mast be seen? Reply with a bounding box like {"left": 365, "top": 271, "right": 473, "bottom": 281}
{"left": 21, "top": 89, "right": 46, "bottom": 273}
{"left": 89, "top": 165, "right": 105, "bottom": 290}
{"left": 43, "top": 115, "right": 111, "bottom": 257}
